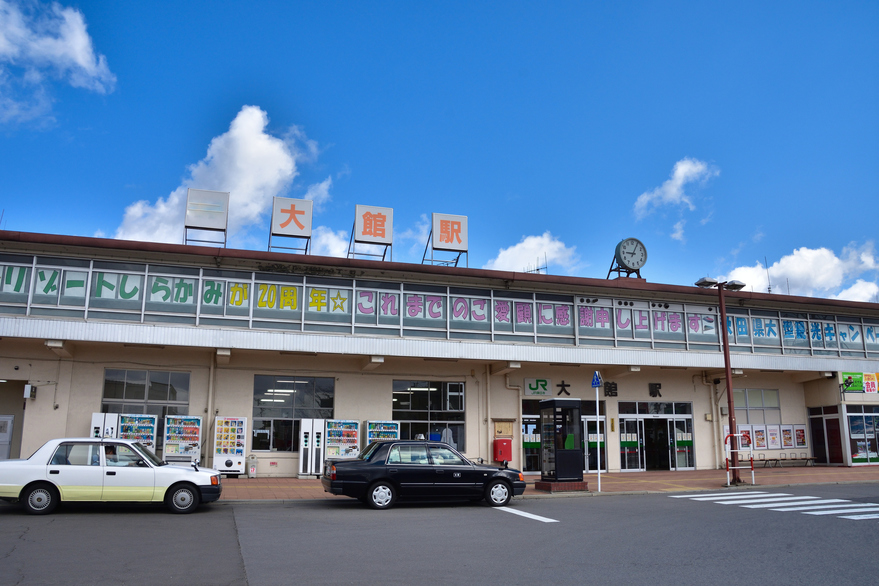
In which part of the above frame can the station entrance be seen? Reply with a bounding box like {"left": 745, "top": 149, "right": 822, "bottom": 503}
{"left": 619, "top": 401, "right": 694, "bottom": 471}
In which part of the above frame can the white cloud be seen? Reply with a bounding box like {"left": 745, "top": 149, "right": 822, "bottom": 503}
{"left": 721, "top": 243, "right": 878, "bottom": 298}
{"left": 311, "top": 226, "right": 349, "bottom": 257}
{"left": 304, "top": 176, "right": 333, "bottom": 212}
{"left": 0, "top": 0, "right": 115, "bottom": 123}
{"left": 634, "top": 158, "right": 718, "bottom": 220}
{"left": 833, "top": 280, "right": 879, "bottom": 303}
{"left": 671, "top": 220, "right": 686, "bottom": 242}
{"left": 483, "top": 232, "right": 580, "bottom": 274}
{"left": 396, "top": 213, "right": 431, "bottom": 260}
{"left": 115, "top": 105, "right": 300, "bottom": 243}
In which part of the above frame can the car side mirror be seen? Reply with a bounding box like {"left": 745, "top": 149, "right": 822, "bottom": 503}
{"left": 477, "top": 458, "right": 484, "bottom": 464}
{"left": 136, "top": 460, "right": 148, "bottom": 467}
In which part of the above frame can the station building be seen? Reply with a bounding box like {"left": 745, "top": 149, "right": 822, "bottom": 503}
{"left": 1, "top": 229, "right": 878, "bottom": 476}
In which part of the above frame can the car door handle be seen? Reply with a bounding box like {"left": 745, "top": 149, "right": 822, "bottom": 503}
{"left": 106, "top": 471, "right": 116, "bottom": 476}
{"left": 49, "top": 470, "right": 59, "bottom": 474}
{"left": 435, "top": 469, "right": 445, "bottom": 474}
{"left": 389, "top": 468, "right": 398, "bottom": 473}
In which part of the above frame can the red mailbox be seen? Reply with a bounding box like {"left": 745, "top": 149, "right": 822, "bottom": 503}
{"left": 493, "top": 438, "right": 512, "bottom": 462}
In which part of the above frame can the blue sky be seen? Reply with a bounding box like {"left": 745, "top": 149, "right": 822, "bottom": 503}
{"left": 1, "top": 1, "right": 877, "bottom": 301}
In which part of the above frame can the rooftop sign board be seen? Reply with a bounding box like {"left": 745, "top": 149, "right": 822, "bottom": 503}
{"left": 431, "top": 213, "right": 468, "bottom": 252}
{"left": 354, "top": 205, "right": 393, "bottom": 245}
{"left": 271, "top": 197, "right": 313, "bottom": 238}
{"left": 184, "top": 189, "right": 229, "bottom": 232}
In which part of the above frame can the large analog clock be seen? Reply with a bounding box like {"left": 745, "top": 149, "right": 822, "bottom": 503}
{"left": 615, "top": 238, "right": 647, "bottom": 271}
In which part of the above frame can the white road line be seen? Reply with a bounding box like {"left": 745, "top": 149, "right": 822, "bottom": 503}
{"left": 767, "top": 500, "right": 853, "bottom": 511}
{"left": 717, "top": 496, "right": 808, "bottom": 505}
{"left": 496, "top": 507, "right": 559, "bottom": 523}
{"left": 669, "top": 492, "right": 768, "bottom": 499}
{"left": 689, "top": 493, "right": 786, "bottom": 501}
{"left": 839, "top": 514, "right": 879, "bottom": 520}
{"left": 741, "top": 498, "right": 823, "bottom": 508}
{"left": 804, "top": 507, "right": 879, "bottom": 516}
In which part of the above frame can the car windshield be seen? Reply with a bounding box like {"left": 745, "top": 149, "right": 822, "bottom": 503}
{"left": 132, "top": 442, "right": 167, "bottom": 466}
{"left": 357, "top": 442, "right": 383, "bottom": 460}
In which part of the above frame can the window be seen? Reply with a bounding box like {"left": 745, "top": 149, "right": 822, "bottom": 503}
{"left": 251, "top": 375, "right": 335, "bottom": 452}
{"left": 428, "top": 445, "right": 465, "bottom": 466}
{"left": 101, "top": 369, "right": 190, "bottom": 451}
{"left": 393, "top": 381, "right": 465, "bottom": 450}
{"left": 733, "top": 389, "right": 781, "bottom": 424}
{"left": 387, "top": 444, "right": 429, "bottom": 464}
{"left": 51, "top": 443, "right": 100, "bottom": 466}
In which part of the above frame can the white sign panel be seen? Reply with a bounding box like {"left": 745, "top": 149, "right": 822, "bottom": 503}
{"left": 524, "top": 378, "right": 552, "bottom": 396}
{"left": 354, "top": 204, "right": 393, "bottom": 245}
{"left": 185, "top": 189, "right": 229, "bottom": 231}
{"left": 271, "top": 197, "right": 313, "bottom": 237}
{"left": 431, "top": 213, "right": 468, "bottom": 252}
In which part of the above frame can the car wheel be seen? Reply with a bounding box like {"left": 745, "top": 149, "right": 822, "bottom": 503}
{"left": 367, "top": 481, "right": 396, "bottom": 510}
{"left": 485, "top": 479, "right": 512, "bottom": 507}
{"left": 22, "top": 483, "right": 58, "bottom": 515}
{"left": 165, "top": 483, "right": 201, "bottom": 514}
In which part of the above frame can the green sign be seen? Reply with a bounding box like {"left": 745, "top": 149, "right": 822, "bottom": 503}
{"left": 842, "top": 372, "right": 864, "bottom": 392}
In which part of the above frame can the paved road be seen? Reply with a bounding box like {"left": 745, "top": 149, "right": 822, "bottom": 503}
{"left": 3, "top": 484, "right": 879, "bottom": 585}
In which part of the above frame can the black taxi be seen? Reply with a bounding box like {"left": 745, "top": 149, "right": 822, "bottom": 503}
{"left": 321, "top": 440, "right": 526, "bottom": 509}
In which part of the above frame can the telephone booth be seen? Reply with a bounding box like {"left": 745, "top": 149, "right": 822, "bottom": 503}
{"left": 539, "top": 398, "right": 583, "bottom": 482}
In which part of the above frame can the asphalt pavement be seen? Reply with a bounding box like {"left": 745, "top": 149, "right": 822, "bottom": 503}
{"left": 219, "top": 464, "right": 879, "bottom": 501}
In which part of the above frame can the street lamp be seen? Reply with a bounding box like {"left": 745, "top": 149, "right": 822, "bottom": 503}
{"left": 696, "top": 276, "right": 746, "bottom": 484}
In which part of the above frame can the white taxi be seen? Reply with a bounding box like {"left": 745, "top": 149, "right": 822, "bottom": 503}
{"left": 0, "top": 437, "right": 221, "bottom": 514}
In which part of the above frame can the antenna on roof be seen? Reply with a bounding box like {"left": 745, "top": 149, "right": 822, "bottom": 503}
{"left": 524, "top": 254, "right": 548, "bottom": 275}
{"left": 764, "top": 256, "right": 772, "bottom": 294}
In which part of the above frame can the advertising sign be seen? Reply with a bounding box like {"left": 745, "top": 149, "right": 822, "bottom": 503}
{"left": 842, "top": 372, "right": 864, "bottom": 392}
{"left": 354, "top": 204, "right": 393, "bottom": 245}
{"left": 185, "top": 189, "right": 229, "bottom": 231}
{"left": 524, "top": 378, "right": 552, "bottom": 396}
{"left": 865, "top": 373, "right": 878, "bottom": 394}
{"left": 271, "top": 197, "right": 313, "bottom": 237}
{"left": 431, "top": 213, "right": 468, "bottom": 252}
{"left": 794, "top": 425, "right": 807, "bottom": 448}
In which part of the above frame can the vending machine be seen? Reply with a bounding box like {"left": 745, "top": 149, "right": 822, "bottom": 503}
{"left": 363, "top": 420, "right": 399, "bottom": 447}
{"left": 90, "top": 413, "right": 118, "bottom": 438}
{"left": 213, "top": 416, "right": 248, "bottom": 476}
{"left": 117, "top": 414, "right": 158, "bottom": 450}
{"left": 163, "top": 415, "right": 202, "bottom": 463}
{"left": 325, "top": 419, "right": 360, "bottom": 459}
{"left": 298, "top": 418, "right": 325, "bottom": 477}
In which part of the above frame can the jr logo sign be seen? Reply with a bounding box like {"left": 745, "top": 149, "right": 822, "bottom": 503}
{"left": 525, "top": 379, "right": 552, "bottom": 396}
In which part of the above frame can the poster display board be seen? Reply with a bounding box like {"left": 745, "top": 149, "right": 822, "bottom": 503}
{"left": 752, "top": 425, "right": 767, "bottom": 449}
{"left": 737, "top": 425, "right": 752, "bottom": 450}
{"left": 766, "top": 425, "right": 781, "bottom": 450}
{"left": 794, "top": 424, "right": 807, "bottom": 448}
{"left": 118, "top": 414, "right": 158, "bottom": 450}
{"left": 213, "top": 417, "right": 247, "bottom": 475}
{"left": 781, "top": 425, "right": 794, "bottom": 448}
{"left": 325, "top": 419, "right": 359, "bottom": 458}
{"left": 164, "top": 415, "right": 202, "bottom": 462}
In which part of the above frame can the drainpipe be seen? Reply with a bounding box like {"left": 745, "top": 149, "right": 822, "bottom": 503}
{"left": 505, "top": 375, "right": 523, "bottom": 468}
{"left": 696, "top": 373, "right": 721, "bottom": 468}
{"left": 204, "top": 350, "right": 217, "bottom": 467}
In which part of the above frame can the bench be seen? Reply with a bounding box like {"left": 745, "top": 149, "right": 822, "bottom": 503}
{"left": 761, "top": 453, "right": 817, "bottom": 468}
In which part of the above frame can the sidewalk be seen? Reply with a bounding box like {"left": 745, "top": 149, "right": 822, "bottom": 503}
{"left": 218, "top": 465, "right": 879, "bottom": 502}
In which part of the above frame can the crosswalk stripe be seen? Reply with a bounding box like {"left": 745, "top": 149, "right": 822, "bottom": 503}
{"left": 690, "top": 493, "right": 786, "bottom": 501}
{"left": 839, "top": 514, "right": 879, "bottom": 520}
{"left": 717, "top": 496, "right": 807, "bottom": 505}
{"left": 669, "top": 492, "right": 768, "bottom": 499}
{"left": 767, "top": 500, "right": 853, "bottom": 511}
{"left": 742, "top": 498, "right": 823, "bottom": 509}
{"left": 804, "top": 507, "right": 879, "bottom": 516}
